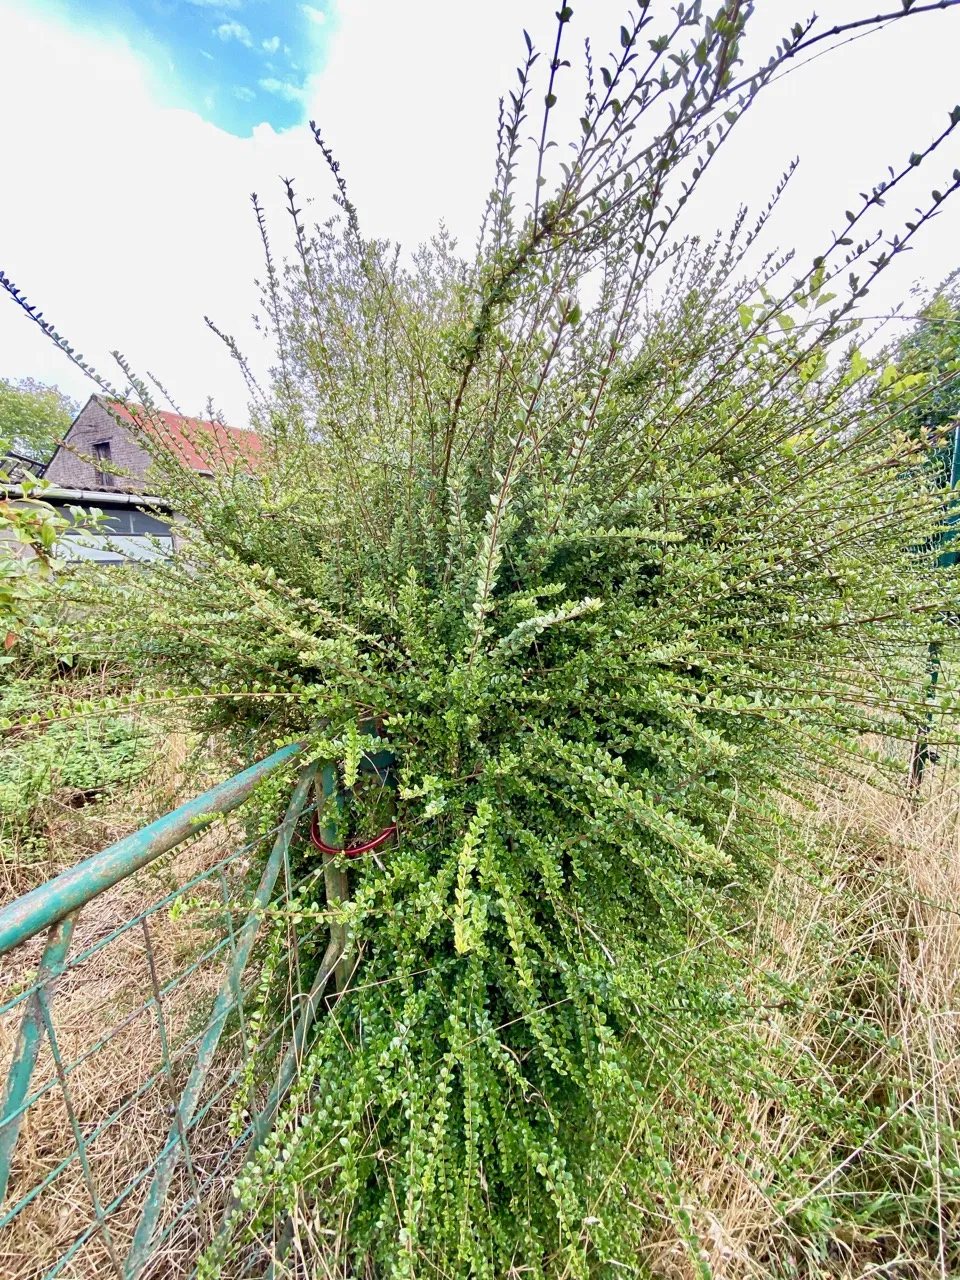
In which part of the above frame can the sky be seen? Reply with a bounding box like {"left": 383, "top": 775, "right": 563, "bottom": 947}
{"left": 1, "top": 0, "right": 959, "bottom": 429}
{"left": 13, "top": 0, "right": 331, "bottom": 135}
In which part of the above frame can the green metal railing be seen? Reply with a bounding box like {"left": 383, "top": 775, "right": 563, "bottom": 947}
{"left": 0, "top": 741, "right": 366, "bottom": 1279}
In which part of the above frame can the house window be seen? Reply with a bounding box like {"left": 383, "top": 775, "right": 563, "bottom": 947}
{"left": 93, "top": 441, "right": 113, "bottom": 486}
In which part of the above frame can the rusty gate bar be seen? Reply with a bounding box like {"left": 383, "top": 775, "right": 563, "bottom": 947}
{"left": 0, "top": 732, "right": 396, "bottom": 1278}
{"left": 0, "top": 911, "right": 79, "bottom": 1205}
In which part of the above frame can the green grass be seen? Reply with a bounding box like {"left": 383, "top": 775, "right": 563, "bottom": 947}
{"left": 0, "top": 669, "right": 157, "bottom": 867}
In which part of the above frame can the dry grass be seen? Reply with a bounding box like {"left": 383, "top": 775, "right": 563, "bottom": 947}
{"left": 649, "top": 755, "right": 960, "bottom": 1280}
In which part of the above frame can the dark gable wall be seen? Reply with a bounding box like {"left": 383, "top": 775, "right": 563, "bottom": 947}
{"left": 44, "top": 397, "right": 156, "bottom": 492}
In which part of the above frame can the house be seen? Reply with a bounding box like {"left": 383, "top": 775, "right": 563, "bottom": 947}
{"left": 44, "top": 395, "right": 262, "bottom": 492}
{"left": 14, "top": 396, "right": 262, "bottom": 564}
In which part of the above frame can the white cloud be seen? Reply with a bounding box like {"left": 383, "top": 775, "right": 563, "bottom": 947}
{"left": 233, "top": 85, "right": 256, "bottom": 101}
{"left": 302, "top": 5, "right": 325, "bottom": 25}
{"left": 215, "top": 21, "right": 252, "bottom": 47}
{"left": 200, "top": 50, "right": 214, "bottom": 61}
{"left": 0, "top": 1, "right": 324, "bottom": 425}
{"left": 258, "top": 77, "right": 304, "bottom": 102}
{"left": 1, "top": 0, "right": 959, "bottom": 435}
{"left": 262, "top": 36, "right": 280, "bottom": 54}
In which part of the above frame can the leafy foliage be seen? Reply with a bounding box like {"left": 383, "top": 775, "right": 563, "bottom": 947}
{"left": 0, "top": 460, "right": 66, "bottom": 642}
{"left": 0, "top": 376, "right": 76, "bottom": 464}
{"left": 6, "top": 3, "right": 960, "bottom": 1275}
{"left": 0, "top": 670, "right": 154, "bottom": 863}
{"left": 894, "top": 273, "right": 960, "bottom": 429}
{"left": 889, "top": 273, "right": 960, "bottom": 495}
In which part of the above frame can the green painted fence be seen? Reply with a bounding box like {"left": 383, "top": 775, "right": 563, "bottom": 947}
{"left": 0, "top": 741, "right": 364, "bottom": 1279}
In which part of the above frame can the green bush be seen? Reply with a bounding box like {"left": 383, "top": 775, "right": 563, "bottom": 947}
{"left": 8, "top": 5, "right": 960, "bottom": 1275}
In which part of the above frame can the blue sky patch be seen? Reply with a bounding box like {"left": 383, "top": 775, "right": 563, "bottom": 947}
{"left": 38, "top": 0, "right": 331, "bottom": 135}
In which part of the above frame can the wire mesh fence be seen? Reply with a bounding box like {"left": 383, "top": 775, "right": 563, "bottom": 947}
{"left": 0, "top": 748, "right": 341, "bottom": 1280}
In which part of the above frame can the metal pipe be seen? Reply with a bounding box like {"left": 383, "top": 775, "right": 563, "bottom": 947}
{"left": 0, "top": 741, "right": 305, "bottom": 956}
{"left": 212, "top": 762, "right": 349, "bottom": 1265}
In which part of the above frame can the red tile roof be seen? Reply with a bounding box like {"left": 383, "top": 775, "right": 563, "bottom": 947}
{"left": 104, "top": 399, "right": 263, "bottom": 474}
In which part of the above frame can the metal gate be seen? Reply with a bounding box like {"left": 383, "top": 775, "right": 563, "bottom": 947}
{"left": 0, "top": 742, "right": 354, "bottom": 1278}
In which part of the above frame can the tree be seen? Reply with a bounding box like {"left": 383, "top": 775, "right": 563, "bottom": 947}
{"left": 0, "top": 377, "right": 77, "bottom": 464}
{"left": 892, "top": 273, "right": 960, "bottom": 485}
{"left": 887, "top": 276, "right": 960, "bottom": 784}
{"left": 0, "top": 378, "right": 73, "bottom": 647}
{"left": 0, "top": 467, "right": 65, "bottom": 646}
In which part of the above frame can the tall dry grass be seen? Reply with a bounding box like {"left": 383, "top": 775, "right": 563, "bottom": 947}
{"left": 650, "top": 753, "right": 960, "bottom": 1279}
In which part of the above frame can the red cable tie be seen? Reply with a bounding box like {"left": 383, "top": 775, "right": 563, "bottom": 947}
{"left": 310, "top": 810, "right": 397, "bottom": 858}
